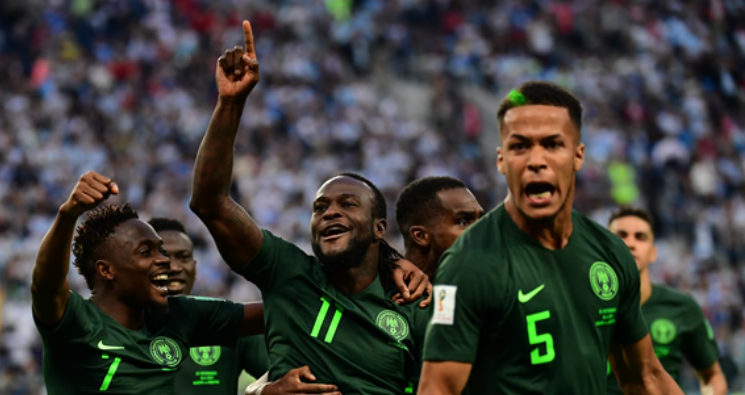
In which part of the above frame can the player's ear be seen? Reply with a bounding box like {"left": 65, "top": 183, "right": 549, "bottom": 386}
{"left": 497, "top": 146, "right": 506, "bottom": 175}
{"left": 650, "top": 244, "right": 658, "bottom": 264}
{"left": 573, "top": 141, "right": 585, "bottom": 172}
{"left": 374, "top": 219, "right": 386, "bottom": 240}
{"left": 409, "top": 226, "right": 430, "bottom": 249}
{"left": 96, "top": 260, "right": 114, "bottom": 281}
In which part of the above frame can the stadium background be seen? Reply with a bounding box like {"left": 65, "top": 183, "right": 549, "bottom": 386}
{"left": 0, "top": 0, "right": 744, "bottom": 393}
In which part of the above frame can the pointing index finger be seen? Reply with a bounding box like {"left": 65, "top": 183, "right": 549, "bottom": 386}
{"left": 243, "top": 20, "right": 257, "bottom": 60}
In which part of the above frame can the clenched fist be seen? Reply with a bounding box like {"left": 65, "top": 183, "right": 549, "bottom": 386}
{"left": 60, "top": 171, "right": 119, "bottom": 218}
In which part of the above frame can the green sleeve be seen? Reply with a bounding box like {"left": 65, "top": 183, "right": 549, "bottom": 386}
{"left": 611, "top": 240, "right": 648, "bottom": 345}
{"left": 423, "top": 251, "right": 494, "bottom": 363}
{"left": 236, "top": 335, "right": 269, "bottom": 379}
{"left": 172, "top": 296, "right": 244, "bottom": 347}
{"left": 33, "top": 290, "right": 87, "bottom": 339}
{"left": 681, "top": 302, "right": 719, "bottom": 371}
{"left": 238, "top": 230, "right": 308, "bottom": 294}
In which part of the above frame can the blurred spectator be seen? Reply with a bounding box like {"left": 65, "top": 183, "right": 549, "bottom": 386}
{"left": 0, "top": 0, "right": 743, "bottom": 393}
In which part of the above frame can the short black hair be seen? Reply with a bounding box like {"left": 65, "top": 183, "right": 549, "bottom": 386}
{"left": 608, "top": 206, "right": 655, "bottom": 236}
{"left": 72, "top": 203, "right": 139, "bottom": 290}
{"left": 148, "top": 217, "right": 187, "bottom": 234}
{"left": 395, "top": 176, "right": 467, "bottom": 246}
{"left": 497, "top": 80, "right": 583, "bottom": 136}
{"left": 335, "top": 172, "right": 387, "bottom": 220}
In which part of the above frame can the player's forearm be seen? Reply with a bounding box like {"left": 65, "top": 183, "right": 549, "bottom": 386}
{"left": 620, "top": 370, "right": 684, "bottom": 395}
{"left": 190, "top": 97, "right": 246, "bottom": 216}
{"left": 32, "top": 209, "right": 78, "bottom": 293}
{"left": 698, "top": 370, "right": 728, "bottom": 395}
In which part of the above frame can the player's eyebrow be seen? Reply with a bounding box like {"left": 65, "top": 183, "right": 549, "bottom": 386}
{"left": 454, "top": 209, "right": 478, "bottom": 217}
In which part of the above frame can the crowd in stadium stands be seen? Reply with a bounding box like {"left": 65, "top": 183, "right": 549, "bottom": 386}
{"left": 0, "top": 0, "right": 743, "bottom": 393}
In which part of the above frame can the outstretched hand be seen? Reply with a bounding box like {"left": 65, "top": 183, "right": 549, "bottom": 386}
{"left": 60, "top": 171, "right": 119, "bottom": 218}
{"left": 216, "top": 20, "right": 260, "bottom": 100}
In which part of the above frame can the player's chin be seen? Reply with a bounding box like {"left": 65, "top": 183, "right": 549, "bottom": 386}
{"left": 148, "top": 284, "right": 170, "bottom": 307}
{"left": 519, "top": 201, "right": 562, "bottom": 222}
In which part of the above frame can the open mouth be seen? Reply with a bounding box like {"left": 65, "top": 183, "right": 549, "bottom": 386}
{"left": 167, "top": 278, "right": 186, "bottom": 291}
{"left": 151, "top": 274, "right": 169, "bottom": 294}
{"left": 321, "top": 224, "right": 349, "bottom": 241}
{"left": 524, "top": 182, "right": 555, "bottom": 203}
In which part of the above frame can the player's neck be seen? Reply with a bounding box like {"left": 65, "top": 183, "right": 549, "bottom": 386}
{"left": 325, "top": 247, "right": 380, "bottom": 295}
{"left": 639, "top": 269, "right": 653, "bottom": 305}
{"left": 404, "top": 249, "right": 436, "bottom": 279}
{"left": 90, "top": 291, "right": 146, "bottom": 330}
{"left": 506, "top": 199, "right": 573, "bottom": 250}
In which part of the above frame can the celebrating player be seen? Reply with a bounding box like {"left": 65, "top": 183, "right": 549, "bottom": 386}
{"left": 190, "top": 20, "right": 429, "bottom": 395}
{"left": 395, "top": 176, "right": 484, "bottom": 279}
{"left": 419, "top": 81, "right": 683, "bottom": 394}
{"left": 147, "top": 218, "right": 268, "bottom": 395}
{"left": 606, "top": 207, "right": 727, "bottom": 394}
{"left": 31, "top": 172, "right": 263, "bottom": 394}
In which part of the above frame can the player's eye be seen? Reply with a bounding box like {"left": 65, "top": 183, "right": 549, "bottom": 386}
{"left": 140, "top": 248, "right": 151, "bottom": 257}
{"left": 545, "top": 140, "right": 562, "bottom": 149}
{"left": 342, "top": 201, "right": 357, "bottom": 208}
{"left": 313, "top": 204, "right": 327, "bottom": 213}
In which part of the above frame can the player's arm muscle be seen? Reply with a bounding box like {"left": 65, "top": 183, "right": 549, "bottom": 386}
{"left": 31, "top": 210, "right": 75, "bottom": 326}
{"left": 32, "top": 172, "right": 117, "bottom": 326}
{"left": 609, "top": 335, "right": 684, "bottom": 395}
{"left": 190, "top": 99, "right": 263, "bottom": 271}
{"left": 190, "top": 21, "right": 263, "bottom": 271}
{"left": 695, "top": 362, "right": 727, "bottom": 395}
{"left": 240, "top": 302, "right": 264, "bottom": 337}
{"left": 417, "top": 361, "right": 472, "bottom": 395}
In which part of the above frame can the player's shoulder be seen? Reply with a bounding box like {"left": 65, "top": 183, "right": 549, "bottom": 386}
{"left": 573, "top": 211, "right": 626, "bottom": 248}
{"left": 651, "top": 283, "right": 700, "bottom": 308}
{"left": 572, "top": 211, "right": 635, "bottom": 264}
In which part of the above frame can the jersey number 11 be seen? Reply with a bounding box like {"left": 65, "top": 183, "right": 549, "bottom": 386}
{"left": 311, "top": 296, "right": 344, "bottom": 343}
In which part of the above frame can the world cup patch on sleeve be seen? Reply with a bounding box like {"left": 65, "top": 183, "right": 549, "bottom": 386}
{"left": 432, "top": 285, "right": 457, "bottom": 325}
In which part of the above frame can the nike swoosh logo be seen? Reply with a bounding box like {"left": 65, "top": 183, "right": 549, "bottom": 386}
{"left": 518, "top": 284, "right": 545, "bottom": 303}
{"left": 97, "top": 340, "right": 125, "bottom": 350}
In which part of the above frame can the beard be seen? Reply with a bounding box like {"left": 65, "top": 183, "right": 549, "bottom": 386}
{"left": 312, "top": 233, "right": 375, "bottom": 271}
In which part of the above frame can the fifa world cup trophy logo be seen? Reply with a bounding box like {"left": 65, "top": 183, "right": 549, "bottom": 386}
{"left": 438, "top": 289, "right": 447, "bottom": 312}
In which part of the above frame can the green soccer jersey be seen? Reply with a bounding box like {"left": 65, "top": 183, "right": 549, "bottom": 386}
{"left": 607, "top": 284, "right": 719, "bottom": 393}
{"left": 424, "top": 205, "right": 648, "bottom": 395}
{"left": 35, "top": 291, "right": 244, "bottom": 395}
{"left": 175, "top": 335, "right": 268, "bottom": 394}
{"left": 239, "top": 230, "right": 429, "bottom": 395}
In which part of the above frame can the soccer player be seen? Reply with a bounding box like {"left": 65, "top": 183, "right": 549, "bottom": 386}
{"left": 31, "top": 172, "right": 264, "bottom": 394}
{"left": 419, "top": 81, "right": 684, "bottom": 395}
{"left": 147, "top": 218, "right": 269, "bottom": 394}
{"left": 606, "top": 207, "right": 727, "bottom": 395}
{"left": 395, "top": 176, "right": 484, "bottom": 279}
{"left": 190, "top": 21, "right": 430, "bottom": 395}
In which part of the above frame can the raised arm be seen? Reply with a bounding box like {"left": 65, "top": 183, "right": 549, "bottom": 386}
{"left": 609, "top": 335, "right": 684, "bottom": 395}
{"left": 31, "top": 172, "right": 118, "bottom": 327}
{"left": 189, "top": 20, "right": 264, "bottom": 271}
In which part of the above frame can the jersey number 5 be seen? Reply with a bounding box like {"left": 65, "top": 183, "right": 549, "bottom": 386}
{"left": 311, "top": 296, "right": 344, "bottom": 343}
{"left": 526, "top": 310, "right": 556, "bottom": 365}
